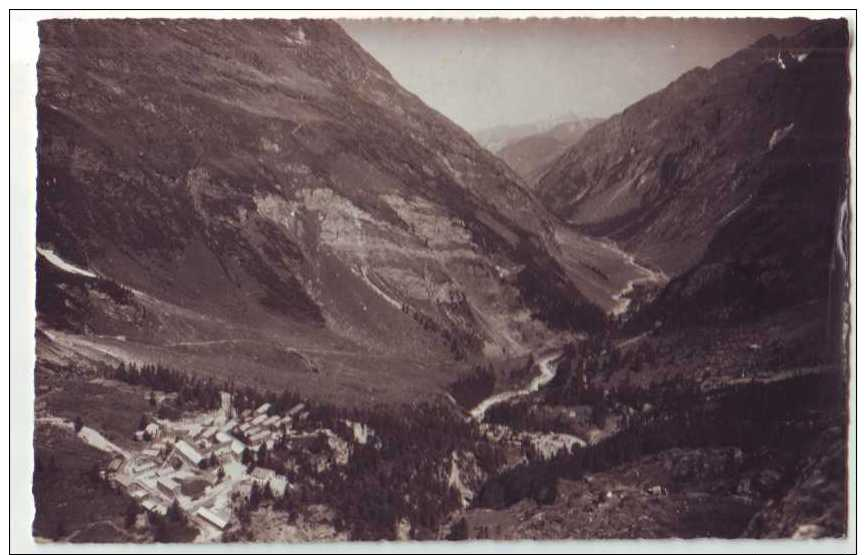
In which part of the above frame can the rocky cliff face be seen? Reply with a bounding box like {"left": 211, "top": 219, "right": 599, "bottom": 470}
{"left": 36, "top": 19, "right": 604, "bottom": 403}
{"left": 538, "top": 20, "right": 850, "bottom": 328}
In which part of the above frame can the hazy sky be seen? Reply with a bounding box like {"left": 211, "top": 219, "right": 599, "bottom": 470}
{"left": 341, "top": 17, "right": 812, "bottom": 132}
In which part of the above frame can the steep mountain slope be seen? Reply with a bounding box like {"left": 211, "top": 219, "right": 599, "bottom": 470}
{"left": 538, "top": 20, "right": 850, "bottom": 329}
{"left": 36, "top": 19, "right": 605, "bottom": 404}
{"left": 497, "top": 118, "right": 602, "bottom": 187}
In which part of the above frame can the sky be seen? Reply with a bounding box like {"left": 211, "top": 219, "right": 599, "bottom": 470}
{"left": 340, "top": 17, "right": 812, "bottom": 132}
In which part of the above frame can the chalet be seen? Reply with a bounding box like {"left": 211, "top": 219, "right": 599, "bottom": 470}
{"left": 132, "top": 460, "right": 157, "bottom": 474}
{"left": 251, "top": 413, "right": 267, "bottom": 426}
{"left": 157, "top": 476, "right": 181, "bottom": 497}
{"left": 107, "top": 457, "right": 124, "bottom": 475}
{"left": 250, "top": 467, "right": 288, "bottom": 496}
{"left": 255, "top": 403, "right": 271, "bottom": 415}
{"left": 142, "top": 499, "right": 168, "bottom": 516}
{"left": 230, "top": 440, "right": 247, "bottom": 458}
{"left": 145, "top": 423, "right": 161, "bottom": 439}
{"left": 142, "top": 448, "right": 161, "bottom": 458}
{"left": 263, "top": 415, "right": 281, "bottom": 429}
{"left": 129, "top": 485, "right": 149, "bottom": 500}
{"left": 287, "top": 403, "right": 305, "bottom": 417}
{"left": 219, "top": 419, "right": 238, "bottom": 433}
{"left": 137, "top": 472, "right": 159, "bottom": 491}
{"left": 197, "top": 506, "right": 230, "bottom": 530}
{"left": 175, "top": 440, "right": 204, "bottom": 467}
{"left": 187, "top": 424, "right": 203, "bottom": 439}
{"left": 248, "top": 430, "right": 270, "bottom": 447}
{"left": 214, "top": 431, "right": 233, "bottom": 445}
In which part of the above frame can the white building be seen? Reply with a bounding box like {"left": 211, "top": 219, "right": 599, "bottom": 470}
{"left": 142, "top": 499, "right": 168, "bottom": 516}
{"left": 174, "top": 440, "right": 204, "bottom": 467}
{"left": 132, "top": 460, "right": 157, "bottom": 474}
{"left": 197, "top": 506, "right": 230, "bottom": 530}
{"left": 157, "top": 476, "right": 181, "bottom": 497}
{"left": 255, "top": 402, "right": 271, "bottom": 415}
{"left": 250, "top": 467, "right": 288, "bottom": 496}
{"left": 214, "top": 431, "right": 233, "bottom": 445}
{"left": 230, "top": 440, "right": 247, "bottom": 458}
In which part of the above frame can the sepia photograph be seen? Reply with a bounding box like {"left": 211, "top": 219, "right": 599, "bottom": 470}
{"left": 9, "top": 8, "right": 855, "bottom": 551}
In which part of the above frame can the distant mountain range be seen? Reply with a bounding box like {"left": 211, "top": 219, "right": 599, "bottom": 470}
{"left": 496, "top": 118, "right": 604, "bottom": 187}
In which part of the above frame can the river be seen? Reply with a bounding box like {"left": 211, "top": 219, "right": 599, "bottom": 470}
{"left": 470, "top": 350, "right": 562, "bottom": 420}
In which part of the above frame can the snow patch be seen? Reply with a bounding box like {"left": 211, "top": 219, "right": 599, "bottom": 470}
{"left": 37, "top": 247, "right": 97, "bottom": 278}
{"left": 769, "top": 123, "right": 795, "bottom": 150}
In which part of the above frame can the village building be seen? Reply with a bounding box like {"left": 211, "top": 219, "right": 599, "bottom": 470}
{"left": 197, "top": 507, "right": 230, "bottom": 530}
{"left": 230, "top": 439, "right": 247, "bottom": 458}
{"left": 251, "top": 413, "right": 267, "bottom": 426}
{"left": 214, "top": 431, "right": 233, "bottom": 445}
{"left": 219, "top": 419, "right": 238, "bottom": 433}
{"left": 174, "top": 440, "right": 204, "bottom": 467}
{"left": 142, "top": 498, "right": 168, "bottom": 516}
{"left": 255, "top": 402, "right": 271, "bottom": 415}
{"left": 132, "top": 460, "right": 157, "bottom": 474}
{"left": 129, "top": 485, "right": 149, "bottom": 500}
{"left": 157, "top": 476, "right": 181, "bottom": 497}
{"left": 106, "top": 457, "right": 123, "bottom": 475}
{"left": 287, "top": 403, "right": 305, "bottom": 417}
{"left": 145, "top": 422, "right": 161, "bottom": 439}
{"left": 250, "top": 467, "right": 288, "bottom": 496}
{"left": 249, "top": 430, "right": 270, "bottom": 448}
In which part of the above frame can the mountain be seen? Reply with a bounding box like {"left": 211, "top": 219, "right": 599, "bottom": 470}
{"left": 537, "top": 20, "right": 850, "bottom": 330}
{"left": 472, "top": 113, "right": 587, "bottom": 154}
{"left": 36, "top": 19, "right": 606, "bottom": 405}
{"left": 497, "top": 118, "right": 603, "bottom": 187}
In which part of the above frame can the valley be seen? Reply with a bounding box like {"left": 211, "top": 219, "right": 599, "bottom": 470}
{"left": 30, "top": 16, "right": 850, "bottom": 545}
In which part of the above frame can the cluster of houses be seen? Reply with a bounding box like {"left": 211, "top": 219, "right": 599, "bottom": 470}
{"left": 108, "top": 396, "right": 308, "bottom": 534}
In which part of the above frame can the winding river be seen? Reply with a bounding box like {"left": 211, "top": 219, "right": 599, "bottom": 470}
{"left": 470, "top": 350, "right": 562, "bottom": 420}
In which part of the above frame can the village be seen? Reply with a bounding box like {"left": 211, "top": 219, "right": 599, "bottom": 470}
{"left": 103, "top": 392, "right": 313, "bottom": 538}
